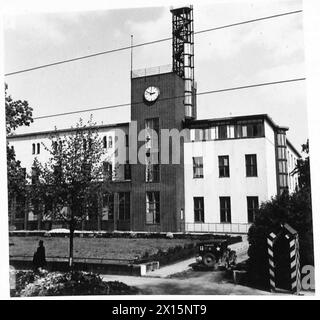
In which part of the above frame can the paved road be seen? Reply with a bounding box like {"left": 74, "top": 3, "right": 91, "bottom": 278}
{"left": 102, "top": 271, "right": 271, "bottom": 295}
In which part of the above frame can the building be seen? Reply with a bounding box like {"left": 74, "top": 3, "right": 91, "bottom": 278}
{"left": 7, "top": 6, "right": 300, "bottom": 233}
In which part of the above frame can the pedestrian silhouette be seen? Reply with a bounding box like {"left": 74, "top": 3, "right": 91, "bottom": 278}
{"left": 32, "top": 240, "right": 47, "bottom": 271}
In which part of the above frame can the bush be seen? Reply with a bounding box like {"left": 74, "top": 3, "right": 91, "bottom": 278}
{"left": 247, "top": 188, "right": 314, "bottom": 288}
{"left": 12, "top": 270, "right": 139, "bottom": 297}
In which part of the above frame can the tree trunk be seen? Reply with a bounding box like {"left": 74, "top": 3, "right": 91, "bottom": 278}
{"left": 24, "top": 199, "right": 29, "bottom": 230}
{"left": 69, "top": 206, "right": 74, "bottom": 270}
{"left": 69, "top": 221, "right": 74, "bottom": 269}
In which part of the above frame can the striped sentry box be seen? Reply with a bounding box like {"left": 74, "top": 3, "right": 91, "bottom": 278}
{"left": 267, "top": 232, "right": 277, "bottom": 292}
{"left": 290, "top": 234, "right": 301, "bottom": 294}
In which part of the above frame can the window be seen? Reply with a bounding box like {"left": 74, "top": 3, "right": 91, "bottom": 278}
{"left": 220, "top": 197, "right": 231, "bottom": 223}
{"left": 146, "top": 164, "right": 159, "bottom": 182}
{"left": 218, "top": 156, "right": 230, "bottom": 177}
{"left": 146, "top": 192, "right": 160, "bottom": 224}
{"left": 194, "top": 197, "right": 204, "bottom": 223}
{"left": 103, "top": 136, "right": 107, "bottom": 148}
{"left": 247, "top": 197, "right": 259, "bottom": 223}
{"left": 124, "top": 161, "right": 131, "bottom": 180}
{"left": 193, "top": 157, "right": 203, "bottom": 178}
{"left": 103, "top": 161, "right": 113, "bottom": 178}
{"left": 194, "top": 129, "right": 204, "bottom": 141}
{"left": 145, "top": 118, "right": 159, "bottom": 182}
{"left": 245, "top": 154, "right": 257, "bottom": 177}
{"left": 218, "top": 125, "right": 228, "bottom": 139}
{"left": 119, "top": 192, "right": 130, "bottom": 221}
{"left": 235, "top": 121, "right": 263, "bottom": 138}
{"left": 108, "top": 136, "right": 113, "bottom": 148}
{"left": 125, "top": 134, "right": 129, "bottom": 147}
{"left": 102, "top": 193, "right": 114, "bottom": 220}
{"left": 37, "top": 143, "right": 40, "bottom": 154}
{"left": 32, "top": 143, "right": 35, "bottom": 155}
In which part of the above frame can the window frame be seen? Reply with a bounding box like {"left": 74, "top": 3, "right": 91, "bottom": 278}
{"left": 247, "top": 196, "right": 259, "bottom": 223}
{"left": 220, "top": 197, "right": 231, "bottom": 223}
{"left": 245, "top": 154, "right": 258, "bottom": 177}
{"left": 146, "top": 191, "right": 160, "bottom": 225}
{"left": 119, "top": 192, "right": 130, "bottom": 221}
{"left": 218, "top": 155, "right": 230, "bottom": 178}
{"left": 194, "top": 197, "right": 204, "bottom": 223}
{"left": 193, "top": 156, "right": 204, "bottom": 178}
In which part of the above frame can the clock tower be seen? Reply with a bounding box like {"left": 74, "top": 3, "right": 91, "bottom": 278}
{"left": 128, "top": 5, "right": 195, "bottom": 232}
{"left": 130, "top": 70, "right": 186, "bottom": 232}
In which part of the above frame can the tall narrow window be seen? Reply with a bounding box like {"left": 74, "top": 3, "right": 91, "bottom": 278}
{"left": 247, "top": 197, "right": 259, "bottom": 223}
{"left": 218, "top": 125, "right": 228, "bottom": 139}
{"left": 245, "top": 154, "right": 257, "bottom": 177}
{"left": 194, "top": 197, "right": 204, "bottom": 223}
{"left": 146, "top": 192, "right": 160, "bottom": 224}
{"left": 103, "top": 161, "right": 112, "bottom": 178}
{"left": 32, "top": 143, "right": 35, "bottom": 155}
{"left": 218, "top": 155, "right": 230, "bottom": 177}
{"left": 37, "top": 143, "right": 40, "bottom": 154}
{"left": 125, "top": 134, "right": 129, "bottom": 147}
{"left": 102, "top": 193, "right": 114, "bottom": 220}
{"left": 103, "top": 136, "right": 107, "bottom": 148}
{"left": 220, "top": 197, "right": 231, "bottom": 223}
{"left": 145, "top": 118, "right": 159, "bottom": 182}
{"left": 124, "top": 161, "right": 131, "bottom": 180}
{"left": 108, "top": 136, "right": 113, "bottom": 148}
{"left": 119, "top": 192, "right": 130, "bottom": 221}
{"left": 193, "top": 157, "right": 203, "bottom": 178}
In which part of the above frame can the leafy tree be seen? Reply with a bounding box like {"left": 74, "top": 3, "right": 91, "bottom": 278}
{"left": 247, "top": 140, "right": 313, "bottom": 288}
{"left": 5, "top": 83, "right": 33, "bottom": 135}
{"left": 5, "top": 83, "right": 33, "bottom": 225}
{"left": 291, "top": 139, "right": 310, "bottom": 190}
{"left": 31, "top": 118, "right": 112, "bottom": 268}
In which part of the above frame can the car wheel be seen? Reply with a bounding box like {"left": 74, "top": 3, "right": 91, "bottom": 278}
{"left": 202, "top": 253, "right": 217, "bottom": 268}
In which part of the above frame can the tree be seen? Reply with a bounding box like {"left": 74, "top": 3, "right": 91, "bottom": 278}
{"left": 247, "top": 140, "right": 313, "bottom": 288}
{"left": 291, "top": 139, "right": 310, "bottom": 190}
{"left": 5, "top": 83, "right": 34, "bottom": 225}
{"left": 31, "top": 118, "right": 112, "bottom": 268}
{"left": 5, "top": 83, "right": 33, "bottom": 135}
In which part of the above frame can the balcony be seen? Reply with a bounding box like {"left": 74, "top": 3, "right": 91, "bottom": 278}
{"left": 131, "top": 64, "right": 173, "bottom": 78}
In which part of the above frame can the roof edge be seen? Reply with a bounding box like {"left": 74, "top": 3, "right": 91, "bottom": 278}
{"left": 7, "top": 122, "right": 129, "bottom": 140}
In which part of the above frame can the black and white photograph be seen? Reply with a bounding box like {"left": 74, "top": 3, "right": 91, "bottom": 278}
{"left": 2, "top": 0, "right": 319, "bottom": 300}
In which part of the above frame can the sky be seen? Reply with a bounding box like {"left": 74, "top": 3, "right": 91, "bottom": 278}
{"left": 3, "top": 0, "right": 307, "bottom": 148}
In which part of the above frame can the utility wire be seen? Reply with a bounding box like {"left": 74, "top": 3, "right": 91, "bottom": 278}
{"left": 33, "top": 77, "right": 305, "bottom": 120}
{"left": 5, "top": 9, "right": 302, "bottom": 76}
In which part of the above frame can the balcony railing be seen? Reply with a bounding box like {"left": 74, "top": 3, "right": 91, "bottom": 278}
{"left": 131, "top": 64, "right": 173, "bottom": 78}
{"left": 182, "top": 222, "right": 251, "bottom": 234}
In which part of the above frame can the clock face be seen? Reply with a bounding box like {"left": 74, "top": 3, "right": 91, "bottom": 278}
{"left": 144, "top": 86, "right": 160, "bottom": 103}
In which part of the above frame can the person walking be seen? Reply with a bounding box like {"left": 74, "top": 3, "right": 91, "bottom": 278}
{"left": 32, "top": 240, "right": 47, "bottom": 271}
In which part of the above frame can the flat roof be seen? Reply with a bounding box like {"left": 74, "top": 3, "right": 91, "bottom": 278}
{"left": 7, "top": 122, "right": 129, "bottom": 140}
{"left": 184, "top": 114, "right": 289, "bottom": 131}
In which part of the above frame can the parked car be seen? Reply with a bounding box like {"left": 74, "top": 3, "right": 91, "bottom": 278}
{"left": 194, "top": 239, "right": 237, "bottom": 269}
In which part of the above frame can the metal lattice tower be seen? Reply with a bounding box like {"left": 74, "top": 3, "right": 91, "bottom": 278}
{"left": 171, "top": 5, "right": 196, "bottom": 118}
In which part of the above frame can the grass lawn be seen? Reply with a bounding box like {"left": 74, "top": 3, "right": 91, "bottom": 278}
{"left": 9, "top": 236, "right": 196, "bottom": 261}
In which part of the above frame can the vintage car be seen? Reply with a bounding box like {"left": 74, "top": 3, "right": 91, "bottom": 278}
{"left": 194, "top": 239, "right": 237, "bottom": 269}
